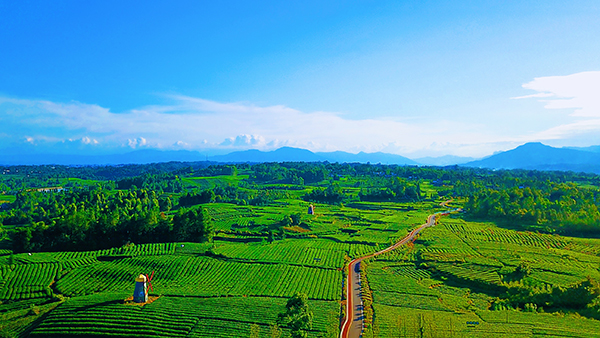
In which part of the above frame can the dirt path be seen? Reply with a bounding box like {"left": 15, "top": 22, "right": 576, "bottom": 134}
{"left": 339, "top": 205, "right": 456, "bottom": 338}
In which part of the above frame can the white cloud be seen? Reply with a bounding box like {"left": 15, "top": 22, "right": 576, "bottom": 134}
{"left": 174, "top": 140, "right": 190, "bottom": 147}
{"left": 512, "top": 71, "right": 600, "bottom": 141}
{"left": 511, "top": 92, "right": 555, "bottom": 100}
{"left": 6, "top": 87, "right": 599, "bottom": 158}
{"left": 513, "top": 71, "right": 600, "bottom": 117}
{"left": 221, "top": 134, "right": 267, "bottom": 147}
{"left": 531, "top": 119, "right": 600, "bottom": 140}
{"left": 6, "top": 95, "right": 500, "bottom": 155}
{"left": 80, "top": 136, "right": 99, "bottom": 145}
{"left": 23, "top": 135, "right": 64, "bottom": 144}
{"left": 127, "top": 137, "right": 147, "bottom": 148}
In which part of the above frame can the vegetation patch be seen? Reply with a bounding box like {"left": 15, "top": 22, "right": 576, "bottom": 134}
{"left": 1, "top": 162, "right": 600, "bottom": 336}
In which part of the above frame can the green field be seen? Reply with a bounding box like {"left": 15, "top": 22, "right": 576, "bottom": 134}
{"left": 0, "top": 238, "right": 345, "bottom": 337}
{"left": 4, "top": 199, "right": 600, "bottom": 337}
{"left": 0, "top": 196, "right": 445, "bottom": 337}
{"left": 182, "top": 175, "right": 250, "bottom": 189}
{"left": 0, "top": 195, "right": 15, "bottom": 204}
{"left": 2, "top": 163, "right": 600, "bottom": 337}
{"left": 362, "top": 214, "right": 600, "bottom": 337}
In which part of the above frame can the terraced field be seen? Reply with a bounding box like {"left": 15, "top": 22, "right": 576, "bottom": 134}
{"left": 0, "top": 263, "right": 59, "bottom": 300}
{"left": 213, "top": 239, "right": 347, "bottom": 268}
{"left": 362, "top": 214, "right": 600, "bottom": 338}
{"left": 1, "top": 242, "right": 344, "bottom": 337}
{"left": 2, "top": 172, "right": 600, "bottom": 338}
{"left": 29, "top": 294, "right": 339, "bottom": 338}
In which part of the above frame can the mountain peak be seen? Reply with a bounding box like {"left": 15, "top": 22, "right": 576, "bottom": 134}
{"left": 521, "top": 141, "right": 545, "bottom": 146}
{"left": 464, "top": 142, "right": 600, "bottom": 174}
{"left": 518, "top": 142, "right": 548, "bottom": 149}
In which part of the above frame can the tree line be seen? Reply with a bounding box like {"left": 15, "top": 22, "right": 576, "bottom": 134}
{"left": 464, "top": 181, "right": 600, "bottom": 235}
{"left": 9, "top": 187, "right": 213, "bottom": 253}
{"left": 3, "top": 162, "right": 600, "bottom": 251}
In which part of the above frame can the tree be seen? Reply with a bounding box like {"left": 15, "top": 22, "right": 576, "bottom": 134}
{"left": 291, "top": 175, "right": 304, "bottom": 186}
{"left": 515, "top": 262, "right": 531, "bottom": 277}
{"left": 199, "top": 207, "right": 214, "bottom": 242}
{"left": 277, "top": 293, "right": 313, "bottom": 338}
{"left": 302, "top": 183, "right": 346, "bottom": 204}
{"left": 281, "top": 215, "right": 293, "bottom": 227}
{"left": 172, "top": 207, "right": 214, "bottom": 243}
{"left": 159, "top": 196, "right": 172, "bottom": 212}
{"left": 268, "top": 229, "right": 276, "bottom": 243}
{"left": 290, "top": 213, "right": 302, "bottom": 225}
{"left": 12, "top": 227, "right": 33, "bottom": 252}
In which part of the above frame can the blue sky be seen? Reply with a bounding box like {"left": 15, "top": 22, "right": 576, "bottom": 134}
{"left": 1, "top": 1, "right": 599, "bottom": 158}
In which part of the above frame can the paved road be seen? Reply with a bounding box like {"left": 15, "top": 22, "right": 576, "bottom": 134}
{"left": 340, "top": 208, "right": 455, "bottom": 338}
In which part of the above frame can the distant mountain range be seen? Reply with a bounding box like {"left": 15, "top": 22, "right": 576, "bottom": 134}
{"left": 210, "top": 147, "right": 324, "bottom": 163}
{"left": 210, "top": 147, "right": 418, "bottom": 165}
{"left": 3, "top": 142, "right": 600, "bottom": 174}
{"left": 463, "top": 142, "right": 600, "bottom": 174}
{"left": 0, "top": 147, "right": 418, "bottom": 166}
{"left": 565, "top": 145, "right": 600, "bottom": 153}
{"left": 317, "top": 150, "right": 419, "bottom": 165}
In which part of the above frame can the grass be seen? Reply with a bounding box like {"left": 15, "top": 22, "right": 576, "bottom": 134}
{"left": 3, "top": 177, "right": 600, "bottom": 337}
{"left": 0, "top": 192, "right": 442, "bottom": 337}
{"left": 213, "top": 239, "right": 347, "bottom": 269}
{"left": 372, "top": 304, "right": 600, "bottom": 338}
{"left": 362, "top": 207, "right": 600, "bottom": 337}
{"left": 0, "top": 194, "right": 16, "bottom": 204}
{"left": 28, "top": 293, "right": 338, "bottom": 338}
{"left": 182, "top": 175, "right": 250, "bottom": 189}
{"left": 63, "top": 177, "right": 103, "bottom": 186}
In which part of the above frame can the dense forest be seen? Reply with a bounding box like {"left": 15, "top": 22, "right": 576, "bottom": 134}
{"left": 2, "top": 162, "right": 600, "bottom": 253}
{"left": 8, "top": 187, "right": 213, "bottom": 252}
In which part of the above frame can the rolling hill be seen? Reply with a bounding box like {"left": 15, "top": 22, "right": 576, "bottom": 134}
{"left": 463, "top": 142, "right": 600, "bottom": 173}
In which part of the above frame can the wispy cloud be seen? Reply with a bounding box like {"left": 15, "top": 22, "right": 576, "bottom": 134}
{"left": 1, "top": 81, "right": 597, "bottom": 158}
{"left": 513, "top": 71, "right": 600, "bottom": 117}
{"left": 511, "top": 92, "right": 555, "bottom": 100}
{"left": 2, "top": 95, "right": 508, "bottom": 156}
{"left": 513, "top": 71, "right": 600, "bottom": 142}
{"left": 531, "top": 119, "right": 600, "bottom": 140}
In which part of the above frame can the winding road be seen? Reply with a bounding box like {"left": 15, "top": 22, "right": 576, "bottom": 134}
{"left": 339, "top": 204, "right": 457, "bottom": 338}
